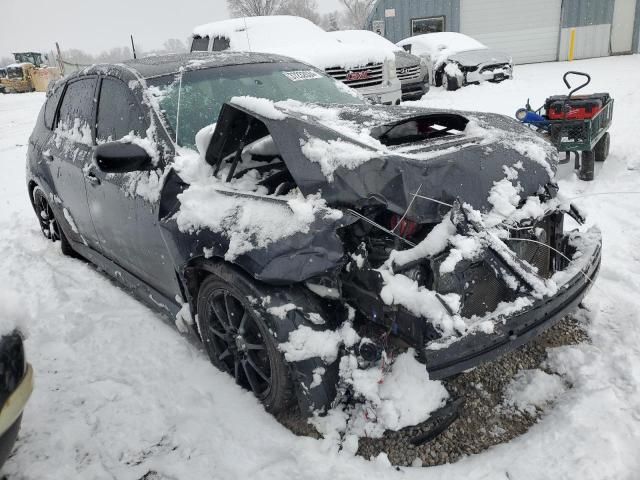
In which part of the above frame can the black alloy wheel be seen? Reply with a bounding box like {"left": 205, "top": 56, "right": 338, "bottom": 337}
{"left": 32, "top": 186, "right": 74, "bottom": 256}
{"left": 197, "top": 273, "right": 292, "bottom": 412}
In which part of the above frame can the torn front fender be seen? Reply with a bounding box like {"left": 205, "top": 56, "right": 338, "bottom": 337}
{"left": 158, "top": 168, "right": 356, "bottom": 285}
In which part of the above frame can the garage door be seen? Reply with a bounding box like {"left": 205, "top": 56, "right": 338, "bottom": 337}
{"left": 460, "top": 0, "right": 562, "bottom": 64}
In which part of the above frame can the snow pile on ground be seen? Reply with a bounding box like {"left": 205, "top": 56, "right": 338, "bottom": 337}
{"left": 503, "top": 369, "right": 566, "bottom": 415}
{"left": 192, "top": 16, "right": 394, "bottom": 70}
{"left": 311, "top": 349, "right": 448, "bottom": 452}
{"left": 0, "top": 288, "right": 28, "bottom": 337}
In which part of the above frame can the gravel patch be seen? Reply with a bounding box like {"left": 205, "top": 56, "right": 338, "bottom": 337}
{"left": 276, "top": 313, "right": 590, "bottom": 466}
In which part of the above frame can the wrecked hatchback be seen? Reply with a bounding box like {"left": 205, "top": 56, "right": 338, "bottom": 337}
{"left": 27, "top": 53, "right": 601, "bottom": 436}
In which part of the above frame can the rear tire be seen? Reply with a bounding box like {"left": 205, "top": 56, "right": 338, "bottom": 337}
{"left": 594, "top": 132, "right": 610, "bottom": 162}
{"left": 32, "top": 186, "right": 75, "bottom": 256}
{"left": 579, "top": 150, "right": 595, "bottom": 181}
{"left": 196, "top": 270, "right": 293, "bottom": 413}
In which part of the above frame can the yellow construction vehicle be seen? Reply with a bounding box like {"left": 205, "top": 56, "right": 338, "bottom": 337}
{"left": 0, "top": 52, "right": 60, "bottom": 94}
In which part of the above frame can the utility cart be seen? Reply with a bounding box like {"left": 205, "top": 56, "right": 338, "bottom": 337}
{"left": 515, "top": 71, "right": 614, "bottom": 181}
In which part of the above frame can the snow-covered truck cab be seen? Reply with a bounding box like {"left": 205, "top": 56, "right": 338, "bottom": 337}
{"left": 189, "top": 16, "right": 402, "bottom": 105}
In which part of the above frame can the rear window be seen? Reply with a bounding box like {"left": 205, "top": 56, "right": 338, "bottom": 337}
{"left": 191, "top": 36, "right": 210, "bottom": 52}
{"left": 44, "top": 85, "right": 64, "bottom": 130}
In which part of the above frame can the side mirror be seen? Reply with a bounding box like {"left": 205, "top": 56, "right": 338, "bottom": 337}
{"left": 94, "top": 142, "right": 153, "bottom": 173}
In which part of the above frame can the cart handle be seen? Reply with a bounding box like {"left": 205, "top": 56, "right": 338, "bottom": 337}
{"left": 563, "top": 71, "right": 591, "bottom": 99}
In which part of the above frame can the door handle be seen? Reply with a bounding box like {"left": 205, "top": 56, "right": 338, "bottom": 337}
{"left": 86, "top": 172, "right": 101, "bottom": 186}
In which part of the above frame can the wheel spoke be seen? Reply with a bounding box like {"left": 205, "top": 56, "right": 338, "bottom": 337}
{"left": 218, "top": 349, "right": 232, "bottom": 361}
{"left": 246, "top": 354, "right": 270, "bottom": 383}
{"left": 245, "top": 342, "right": 265, "bottom": 351}
{"left": 208, "top": 325, "right": 227, "bottom": 340}
{"left": 242, "top": 359, "right": 264, "bottom": 394}
{"left": 234, "top": 358, "right": 241, "bottom": 383}
{"left": 210, "top": 298, "right": 231, "bottom": 331}
{"left": 224, "top": 293, "right": 237, "bottom": 329}
{"left": 238, "top": 311, "right": 248, "bottom": 334}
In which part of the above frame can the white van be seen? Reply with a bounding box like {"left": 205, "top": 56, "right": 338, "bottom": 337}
{"left": 190, "top": 16, "right": 402, "bottom": 105}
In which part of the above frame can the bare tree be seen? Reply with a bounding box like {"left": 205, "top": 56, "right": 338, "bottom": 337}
{"left": 339, "top": 0, "right": 377, "bottom": 29}
{"left": 277, "top": 0, "right": 320, "bottom": 24}
{"left": 227, "top": 0, "right": 281, "bottom": 16}
{"left": 162, "top": 38, "right": 188, "bottom": 53}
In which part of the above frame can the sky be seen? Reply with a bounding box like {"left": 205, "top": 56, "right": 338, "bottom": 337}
{"left": 0, "top": 0, "right": 345, "bottom": 60}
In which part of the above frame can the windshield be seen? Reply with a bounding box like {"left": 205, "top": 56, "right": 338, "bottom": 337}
{"left": 7, "top": 67, "right": 24, "bottom": 79}
{"left": 148, "top": 61, "right": 365, "bottom": 147}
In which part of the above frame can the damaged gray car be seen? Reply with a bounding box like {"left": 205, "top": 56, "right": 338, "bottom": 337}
{"left": 27, "top": 52, "right": 601, "bottom": 426}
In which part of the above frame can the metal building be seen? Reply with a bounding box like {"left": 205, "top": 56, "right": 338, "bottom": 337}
{"left": 368, "top": 0, "right": 640, "bottom": 64}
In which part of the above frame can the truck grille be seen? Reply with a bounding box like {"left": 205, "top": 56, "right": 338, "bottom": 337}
{"left": 397, "top": 65, "right": 421, "bottom": 81}
{"left": 325, "top": 63, "right": 384, "bottom": 89}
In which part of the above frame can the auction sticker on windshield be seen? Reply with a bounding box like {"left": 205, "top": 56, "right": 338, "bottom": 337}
{"left": 283, "top": 70, "right": 323, "bottom": 82}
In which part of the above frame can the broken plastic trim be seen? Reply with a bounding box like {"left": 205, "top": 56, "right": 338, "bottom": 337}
{"left": 409, "top": 397, "right": 464, "bottom": 446}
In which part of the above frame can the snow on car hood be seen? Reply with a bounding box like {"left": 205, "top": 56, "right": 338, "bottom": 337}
{"left": 225, "top": 99, "right": 557, "bottom": 224}
{"left": 192, "top": 16, "right": 394, "bottom": 70}
{"left": 394, "top": 49, "right": 422, "bottom": 69}
{"left": 448, "top": 49, "right": 512, "bottom": 68}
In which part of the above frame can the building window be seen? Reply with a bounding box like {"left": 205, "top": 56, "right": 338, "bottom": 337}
{"left": 411, "top": 16, "right": 445, "bottom": 35}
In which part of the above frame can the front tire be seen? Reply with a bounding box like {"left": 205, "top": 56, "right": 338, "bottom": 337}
{"left": 32, "top": 186, "right": 75, "bottom": 256}
{"left": 196, "top": 270, "right": 293, "bottom": 413}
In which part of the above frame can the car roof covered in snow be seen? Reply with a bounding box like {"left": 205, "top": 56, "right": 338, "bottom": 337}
{"left": 65, "top": 52, "right": 298, "bottom": 83}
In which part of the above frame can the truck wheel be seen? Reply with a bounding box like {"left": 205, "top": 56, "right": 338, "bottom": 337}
{"left": 443, "top": 73, "right": 460, "bottom": 91}
{"left": 594, "top": 132, "right": 610, "bottom": 162}
{"left": 579, "top": 150, "right": 595, "bottom": 181}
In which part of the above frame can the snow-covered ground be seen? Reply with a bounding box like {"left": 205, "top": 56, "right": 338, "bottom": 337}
{"left": 1, "top": 54, "right": 640, "bottom": 479}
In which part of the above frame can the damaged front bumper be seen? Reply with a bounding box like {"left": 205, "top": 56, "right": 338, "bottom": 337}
{"left": 423, "top": 228, "right": 601, "bottom": 379}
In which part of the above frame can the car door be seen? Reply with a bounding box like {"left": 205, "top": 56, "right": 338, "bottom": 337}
{"left": 85, "top": 76, "right": 181, "bottom": 299}
{"left": 44, "top": 77, "right": 101, "bottom": 248}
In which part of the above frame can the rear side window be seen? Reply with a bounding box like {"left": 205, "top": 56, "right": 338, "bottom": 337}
{"left": 96, "top": 78, "right": 146, "bottom": 142}
{"left": 44, "top": 86, "right": 64, "bottom": 129}
{"left": 191, "top": 36, "right": 210, "bottom": 51}
{"left": 212, "top": 36, "right": 230, "bottom": 52}
{"left": 57, "top": 77, "right": 98, "bottom": 140}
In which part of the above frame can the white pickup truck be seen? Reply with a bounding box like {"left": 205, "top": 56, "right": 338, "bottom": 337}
{"left": 190, "top": 16, "right": 402, "bottom": 105}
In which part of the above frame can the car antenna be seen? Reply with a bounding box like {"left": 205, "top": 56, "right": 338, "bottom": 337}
{"left": 243, "top": 16, "right": 252, "bottom": 52}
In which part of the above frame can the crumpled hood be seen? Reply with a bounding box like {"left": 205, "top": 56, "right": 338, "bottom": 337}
{"left": 225, "top": 101, "right": 557, "bottom": 224}
{"left": 448, "top": 49, "right": 512, "bottom": 68}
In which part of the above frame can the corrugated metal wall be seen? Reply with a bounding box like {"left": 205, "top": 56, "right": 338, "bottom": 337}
{"left": 368, "top": 0, "right": 640, "bottom": 56}
{"left": 632, "top": 0, "right": 640, "bottom": 52}
{"left": 367, "top": 0, "right": 460, "bottom": 43}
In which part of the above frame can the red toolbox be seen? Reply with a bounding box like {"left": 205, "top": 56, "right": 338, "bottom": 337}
{"left": 545, "top": 93, "right": 610, "bottom": 120}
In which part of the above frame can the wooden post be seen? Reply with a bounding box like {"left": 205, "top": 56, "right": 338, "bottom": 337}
{"left": 55, "top": 42, "right": 65, "bottom": 76}
{"left": 131, "top": 35, "right": 137, "bottom": 59}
